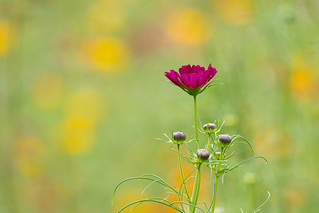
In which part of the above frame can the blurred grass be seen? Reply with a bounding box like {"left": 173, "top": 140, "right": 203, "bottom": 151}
{"left": 1, "top": 0, "right": 319, "bottom": 212}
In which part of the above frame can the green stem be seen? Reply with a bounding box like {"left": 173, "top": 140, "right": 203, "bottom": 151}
{"left": 193, "top": 95, "right": 199, "bottom": 150}
{"left": 211, "top": 176, "right": 219, "bottom": 213}
{"left": 190, "top": 164, "right": 201, "bottom": 213}
{"left": 211, "top": 147, "right": 224, "bottom": 213}
{"left": 206, "top": 135, "right": 211, "bottom": 151}
{"left": 177, "top": 144, "right": 191, "bottom": 202}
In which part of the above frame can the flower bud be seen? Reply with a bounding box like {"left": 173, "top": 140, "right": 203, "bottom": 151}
{"left": 203, "top": 123, "right": 216, "bottom": 132}
{"left": 215, "top": 152, "right": 225, "bottom": 159}
{"left": 173, "top": 132, "right": 186, "bottom": 142}
{"left": 197, "top": 149, "right": 210, "bottom": 160}
{"left": 219, "top": 134, "right": 232, "bottom": 145}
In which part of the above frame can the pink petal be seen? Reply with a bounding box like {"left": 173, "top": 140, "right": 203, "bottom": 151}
{"left": 197, "top": 71, "right": 206, "bottom": 88}
{"left": 181, "top": 74, "right": 190, "bottom": 88}
{"left": 189, "top": 73, "right": 198, "bottom": 89}
{"left": 179, "top": 64, "right": 192, "bottom": 75}
{"left": 165, "top": 70, "right": 183, "bottom": 87}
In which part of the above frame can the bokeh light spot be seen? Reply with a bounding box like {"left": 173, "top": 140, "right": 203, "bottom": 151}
{"left": 31, "top": 72, "right": 64, "bottom": 110}
{"left": 83, "top": 37, "right": 128, "bottom": 72}
{"left": 214, "top": 0, "right": 254, "bottom": 25}
{"left": 0, "top": 20, "right": 12, "bottom": 56}
{"left": 164, "top": 9, "right": 209, "bottom": 45}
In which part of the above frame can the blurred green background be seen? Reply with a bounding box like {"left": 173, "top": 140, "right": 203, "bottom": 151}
{"left": 1, "top": 0, "right": 319, "bottom": 212}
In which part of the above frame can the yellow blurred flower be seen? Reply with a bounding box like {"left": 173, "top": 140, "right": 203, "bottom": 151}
{"left": 31, "top": 72, "right": 64, "bottom": 110}
{"left": 214, "top": 0, "right": 254, "bottom": 25}
{"left": 87, "top": 0, "right": 124, "bottom": 33}
{"left": 60, "top": 114, "right": 95, "bottom": 154}
{"left": 164, "top": 8, "right": 209, "bottom": 45}
{"left": 16, "top": 137, "right": 45, "bottom": 175}
{"left": 65, "top": 88, "right": 104, "bottom": 122}
{"left": 244, "top": 172, "right": 256, "bottom": 185}
{"left": 223, "top": 113, "right": 239, "bottom": 127}
{"left": 284, "top": 184, "right": 308, "bottom": 210}
{"left": 289, "top": 56, "right": 315, "bottom": 100}
{"left": 0, "top": 20, "right": 12, "bottom": 56}
{"left": 83, "top": 37, "right": 128, "bottom": 72}
{"left": 254, "top": 127, "right": 292, "bottom": 159}
{"left": 61, "top": 88, "right": 104, "bottom": 154}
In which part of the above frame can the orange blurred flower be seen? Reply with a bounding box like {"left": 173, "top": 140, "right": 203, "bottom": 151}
{"left": 113, "top": 188, "right": 162, "bottom": 213}
{"left": 82, "top": 37, "right": 128, "bottom": 72}
{"left": 31, "top": 72, "right": 64, "bottom": 110}
{"left": 16, "top": 137, "right": 45, "bottom": 175}
{"left": 23, "top": 178, "right": 65, "bottom": 213}
{"left": 0, "top": 20, "right": 12, "bottom": 56}
{"left": 284, "top": 184, "right": 309, "bottom": 211}
{"left": 254, "top": 126, "right": 292, "bottom": 159}
{"left": 164, "top": 8, "right": 209, "bottom": 45}
{"left": 214, "top": 0, "right": 254, "bottom": 25}
{"left": 164, "top": 164, "right": 210, "bottom": 212}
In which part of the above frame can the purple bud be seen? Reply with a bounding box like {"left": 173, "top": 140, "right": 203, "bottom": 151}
{"left": 197, "top": 149, "right": 210, "bottom": 160}
{"left": 173, "top": 132, "right": 186, "bottom": 141}
{"left": 219, "top": 134, "right": 232, "bottom": 145}
{"left": 203, "top": 123, "right": 216, "bottom": 131}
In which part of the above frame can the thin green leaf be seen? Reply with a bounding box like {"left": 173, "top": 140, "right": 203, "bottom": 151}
{"left": 226, "top": 156, "right": 268, "bottom": 173}
{"left": 231, "top": 135, "right": 254, "bottom": 155}
{"left": 169, "top": 146, "right": 193, "bottom": 164}
{"left": 253, "top": 191, "right": 271, "bottom": 213}
{"left": 130, "top": 196, "right": 171, "bottom": 212}
{"left": 112, "top": 176, "right": 177, "bottom": 204}
{"left": 170, "top": 201, "right": 206, "bottom": 213}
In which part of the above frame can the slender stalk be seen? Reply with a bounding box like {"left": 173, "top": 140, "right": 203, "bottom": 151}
{"left": 190, "top": 164, "right": 201, "bottom": 213}
{"left": 193, "top": 95, "right": 199, "bottom": 150}
{"left": 211, "top": 147, "right": 224, "bottom": 213}
{"left": 206, "top": 135, "right": 211, "bottom": 151}
{"left": 177, "top": 144, "right": 191, "bottom": 202}
{"left": 211, "top": 176, "right": 219, "bottom": 213}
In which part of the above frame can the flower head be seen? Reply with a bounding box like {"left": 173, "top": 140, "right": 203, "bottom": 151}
{"left": 173, "top": 132, "right": 186, "bottom": 144}
{"left": 197, "top": 149, "right": 210, "bottom": 160}
{"left": 202, "top": 123, "right": 216, "bottom": 133}
{"left": 219, "top": 134, "right": 232, "bottom": 145}
{"left": 165, "top": 64, "right": 218, "bottom": 96}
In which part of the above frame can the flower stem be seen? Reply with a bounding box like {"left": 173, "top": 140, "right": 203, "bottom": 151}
{"left": 190, "top": 164, "right": 201, "bottom": 213}
{"left": 211, "top": 147, "right": 224, "bottom": 213}
{"left": 206, "top": 135, "right": 211, "bottom": 151}
{"left": 193, "top": 95, "right": 199, "bottom": 150}
{"left": 211, "top": 176, "right": 219, "bottom": 213}
{"left": 177, "top": 144, "right": 191, "bottom": 202}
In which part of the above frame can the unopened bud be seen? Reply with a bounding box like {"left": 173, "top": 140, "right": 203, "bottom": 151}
{"left": 219, "top": 134, "right": 232, "bottom": 145}
{"left": 173, "top": 132, "right": 186, "bottom": 142}
{"left": 203, "top": 123, "right": 216, "bottom": 132}
{"left": 197, "top": 149, "right": 210, "bottom": 160}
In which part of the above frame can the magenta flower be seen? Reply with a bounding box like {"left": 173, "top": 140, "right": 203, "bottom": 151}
{"left": 165, "top": 64, "right": 218, "bottom": 96}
